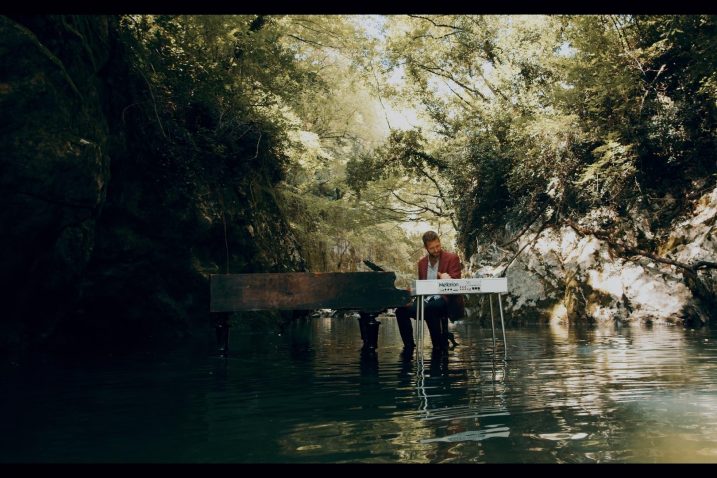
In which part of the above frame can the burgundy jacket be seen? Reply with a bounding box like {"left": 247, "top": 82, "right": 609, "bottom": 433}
{"left": 417, "top": 250, "right": 465, "bottom": 320}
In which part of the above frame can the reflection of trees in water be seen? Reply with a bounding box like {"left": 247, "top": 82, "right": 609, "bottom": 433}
{"left": 410, "top": 322, "right": 707, "bottom": 462}
{"left": 231, "top": 316, "right": 717, "bottom": 461}
{"left": 271, "top": 316, "right": 485, "bottom": 462}
{"left": 483, "top": 323, "right": 702, "bottom": 462}
{"left": 283, "top": 317, "right": 316, "bottom": 362}
{"left": 417, "top": 328, "right": 511, "bottom": 463}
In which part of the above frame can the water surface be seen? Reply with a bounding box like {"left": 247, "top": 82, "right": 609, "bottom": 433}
{"left": 2, "top": 317, "right": 717, "bottom": 463}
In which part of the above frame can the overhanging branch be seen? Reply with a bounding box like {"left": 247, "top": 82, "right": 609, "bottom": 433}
{"left": 564, "top": 219, "right": 717, "bottom": 274}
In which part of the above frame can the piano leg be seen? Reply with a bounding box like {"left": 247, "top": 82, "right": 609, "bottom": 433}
{"left": 214, "top": 312, "right": 230, "bottom": 357}
{"left": 358, "top": 311, "right": 381, "bottom": 353}
{"left": 395, "top": 304, "right": 416, "bottom": 349}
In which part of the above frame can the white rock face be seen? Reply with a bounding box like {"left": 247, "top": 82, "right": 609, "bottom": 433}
{"left": 468, "top": 187, "right": 717, "bottom": 325}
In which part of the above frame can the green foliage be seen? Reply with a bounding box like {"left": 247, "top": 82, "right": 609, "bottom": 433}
{"left": 631, "top": 15, "right": 717, "bottom": 184}
{"left": 117, "top": 14, "right": 306, "bottom": 190}
{"left": 374, "top": 15, "right": 717, "bottom": 253}
{"left": 450, "top": 130, "right": 511, "bottom": 254}
{"left": 345, "top": 129, "right": 445, "bottom": 193}
{"left": 276, "top": 184, "right": 419, "bottom": 282}
{"left": 114, "top": 14, "right": 717, "bottom": 270}
{"left": 577, "top": 137, "right": 637, "bottom": 205}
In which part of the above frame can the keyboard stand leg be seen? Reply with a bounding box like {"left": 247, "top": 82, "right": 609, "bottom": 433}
{"left": 498, "top": 293, "right": 507, "bottom": 360}
{"left": 489, "top": 294, "right": 497, "bottom": 351}
{"left": 416, "top": 296, "right": 424, "bottom": 356}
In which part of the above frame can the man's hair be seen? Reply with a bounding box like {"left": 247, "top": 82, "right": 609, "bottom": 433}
{"left": 422, "top": 230, "right": 439, "bottom": 246}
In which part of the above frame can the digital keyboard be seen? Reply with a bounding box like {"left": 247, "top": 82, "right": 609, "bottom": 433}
{"left": 411, "top": 277, "right": 507, "bottom": 295}
{"left": 411, "top": 276, "right": 509, "bottom": 358}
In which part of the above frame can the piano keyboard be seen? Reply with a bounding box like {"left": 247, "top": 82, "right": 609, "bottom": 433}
{"left": 411, "top": 277, "right": 507, "bottom": 295}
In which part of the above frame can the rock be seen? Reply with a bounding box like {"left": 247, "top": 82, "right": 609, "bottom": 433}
{"left": 0, "top": 16, "right": 110, "bottom": 359}
{"left": 468, "top": 186, "right": 717, "bottom": 325}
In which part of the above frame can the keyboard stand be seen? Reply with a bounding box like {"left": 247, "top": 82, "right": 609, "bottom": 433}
{"left": 412, "top": 277, "right": 508, "bottom": 359}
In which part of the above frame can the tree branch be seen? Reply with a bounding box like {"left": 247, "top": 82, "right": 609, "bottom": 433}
{"left": 369, "top": 60, "right": 392, "bottom": 131}
{"left": 408, "top": 159, "right": 458, "bottom": 230}
{"left": 411, "top": 31, "right": 461, "bottom": 41}
{"left": 499, "top": 203, "right": 551, "bottom": 248}
{"left": 498, "top": 213, "right": 555, "bottom": 277}
{"left": 390, "top": 191, "right": 445, "bottom": 217}
{"left": 136, "top": 65, "right": 167, "bottom": 139}
{"left": 564, "top": 219, "right": 717, "bottom": 274}
{"left": 443, "top": 79, "right": 475, "bottom": 110}
{"left": 285, "top": 33, "right": 338, "bottom": 50}
{"left": 414, "top": 63, "right": 488, "bottom": 101}
{"left": 407, "top": 15, "right": 470, "bottom": 33}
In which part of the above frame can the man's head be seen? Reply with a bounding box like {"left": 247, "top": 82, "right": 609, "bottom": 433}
{"left": 422, "top": 230, "right": 442, "bottom": 259}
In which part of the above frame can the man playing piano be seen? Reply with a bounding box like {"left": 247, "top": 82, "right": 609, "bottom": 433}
{"left": 395, "top": 230, "right": 464, "bottom": 354}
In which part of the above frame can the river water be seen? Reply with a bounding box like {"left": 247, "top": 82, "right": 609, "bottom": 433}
{"left": 2, "top": 316, "right": 717, "bottom": 463}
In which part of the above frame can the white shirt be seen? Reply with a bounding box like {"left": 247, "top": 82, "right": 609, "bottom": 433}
{"left": 425, "top": 258, "right": 441, "bottom": 302}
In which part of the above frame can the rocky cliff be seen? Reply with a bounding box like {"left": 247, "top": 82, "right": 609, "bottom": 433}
{"left": 468, "top": 182, "right": 717, "bottom": 327}
{"left": 0, "top": 16, "right": 305, "bottom": 361}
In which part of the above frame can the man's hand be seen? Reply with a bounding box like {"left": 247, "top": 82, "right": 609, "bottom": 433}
{"left": 439, "top": 272, "right": 452, "bottom": 279}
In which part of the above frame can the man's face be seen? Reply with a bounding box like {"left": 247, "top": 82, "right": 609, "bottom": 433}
{"left": 425, "top": 239, "right": 442, "bottom": 258}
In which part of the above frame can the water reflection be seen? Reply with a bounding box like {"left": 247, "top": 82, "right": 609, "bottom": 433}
{"left": 2, "top": 317, "right": 717, "bottom": 463}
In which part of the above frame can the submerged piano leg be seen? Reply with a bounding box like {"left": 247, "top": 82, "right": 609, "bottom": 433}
{"left": 214, "top": 312, "right": 230, "bottom": 356}
{"left": 358, "top": 312, "right": 381, "bottom": 354}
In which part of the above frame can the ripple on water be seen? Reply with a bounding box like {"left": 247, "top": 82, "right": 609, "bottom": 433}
{"left": 2, "top": 320, "right": 717, "bottom": 463}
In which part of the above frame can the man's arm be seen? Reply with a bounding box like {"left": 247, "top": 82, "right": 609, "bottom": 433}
{"left": 445, "top": 253, "right": 462, "bottom": 279}
{"left": 437, "top": 253, "right": 462, "bottom": 279}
